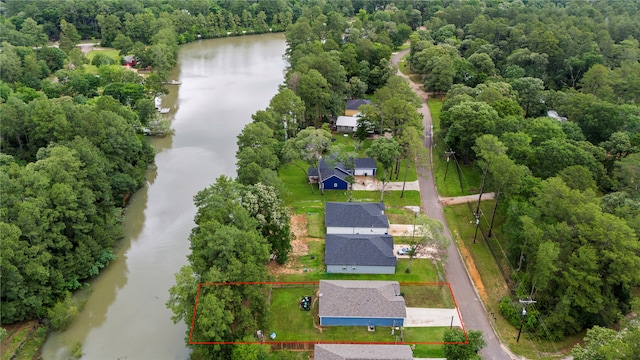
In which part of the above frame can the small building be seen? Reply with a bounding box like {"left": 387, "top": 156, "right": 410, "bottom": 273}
{"left": 308, "top": 157, "right": 377, "bottom": 191}
{"left": 123, "top": 55, "right": 137, "bottom": 67}
{"left": 318, "top": 280, "right": 406, "bottom": 327}
{"left": 314, "top": 344, "right": 414, "bottom": 360}
{"left": 336, "top": 115, "right": 360, "bottom": 133}
{"left": 325, "top": 202, "right": 389, "bottom": 235}
{"left": 325, "top": 234, "right": 396, "bottom": 274}
{"left": 353, "top": 157, "right": 377, "bottom": 176}
{"left": 345, "top": 99, "right": 372, "bottom": 116}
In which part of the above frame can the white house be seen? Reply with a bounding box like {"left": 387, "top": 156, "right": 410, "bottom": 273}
{"left": 336, "top": 115, "right": 360, "bottom": 133}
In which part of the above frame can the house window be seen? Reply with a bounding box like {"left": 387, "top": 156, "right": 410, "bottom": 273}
{"left": 334, "top": 183, "right": 337, "bottom": 188}
{"left": 342, "top": 265, "right": 347, "bottom": 269}
{"left": 352, "top": 266, "right": 356, "bottom": 270}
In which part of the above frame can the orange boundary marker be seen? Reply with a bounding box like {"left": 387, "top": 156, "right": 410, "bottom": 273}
{"left": 189, "top": 281, "right": 468, "bottom": 345}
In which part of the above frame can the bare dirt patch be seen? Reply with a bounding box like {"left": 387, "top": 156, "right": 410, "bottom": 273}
{"left": 439, "top": 193, "right": 495, "bottom": 206}
{"left": 454, "top": 230, "right": 488, "bottom": 303}
{"left": 1, "top": 320, "right": 40, "bottom": 359}
{"left": 269, "top": 214, "right": 313, "bottom": 276}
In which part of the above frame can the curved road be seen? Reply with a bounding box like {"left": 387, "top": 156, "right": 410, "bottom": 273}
{"left": 391, "top": 49, "right": 516, "bottom": 360}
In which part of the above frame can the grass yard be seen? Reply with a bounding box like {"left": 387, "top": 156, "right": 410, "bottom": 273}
{"left": 376, "top": 159, "right": 418, "bottom": 182}
{"left": 277, "top": 258, "right": 438, "bottom": 283}
{"left": 306, "top": 213, "right": 325, "bottom": 238}
{"left": 401, "top": 284, "right": 454, "bottom": 308}
{"left": 267, "top": 286, "right": 447, "bottom": 356}
{"left": 405, "top": 327, "right": 447, "bottom": 358}
{"left": 83, "top": 48, "right": 121, "bottom": 74}
{"left": 385, "top": 207, "right": 420, "bottom": 224}
{"left": 428, "top": 98, "right": 482, "bottom": 197}
{"left": 280, "top": 162, "right": 421, "bottom": 211}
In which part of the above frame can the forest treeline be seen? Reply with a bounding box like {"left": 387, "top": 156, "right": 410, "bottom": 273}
{"left": 401, "top": 0, "right": 640, "bottom": 342}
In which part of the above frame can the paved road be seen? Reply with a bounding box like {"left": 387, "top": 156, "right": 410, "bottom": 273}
{"left": 391, "top": 49, "right": 516, "bottom": 360}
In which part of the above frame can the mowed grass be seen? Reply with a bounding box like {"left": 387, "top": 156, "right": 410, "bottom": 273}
{"left": 267, "top": 286, "right": 447, "bottom": 358}
{"left": 83, "top": 48, "right": 121, "bottom": 74}
{"left": 401, "top": 284, "right": 454, "bottom": 308}
{"left": 277, "top": 258, "right": 438, "bottom": 283}
{"left": 281, "top": 162, "right": 421, "bottom": 211}
{"left": 428, "top": 98, "right": 482, "bottom": 197}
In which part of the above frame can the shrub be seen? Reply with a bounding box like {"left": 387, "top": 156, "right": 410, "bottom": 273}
{"left": 47, "top": 293, "right": 79, "bottom": 330}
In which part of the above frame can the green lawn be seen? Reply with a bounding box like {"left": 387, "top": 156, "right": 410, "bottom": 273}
{"left": 267, "top": 285, "right": 447, "bottom": 357}
{"left": 375, "top": 159, "right": 418, "bottom": 182}
{"left": 428, "top": 98, "right": 482, "bottom": 197}
{"left": 306, "top": 213, "right": 325, "bottom": 238}
{"left": 83, "top": 48, "right": 121, "bottom": 74}
{"left": 277, "top": 258, "right": 438, "bottom": 283}
{"left": 280, "top": 162, "right": 420, "bottom": 212}
{"left": 401, "top": 284, "right": 454, "bottom": 308}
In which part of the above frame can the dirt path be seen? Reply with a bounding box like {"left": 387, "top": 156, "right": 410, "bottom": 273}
{"left": 268, "top": 214, "right": 312, "bottom": 276}
{"left": 439, "top": 192, "right": 495, "bottom": 206}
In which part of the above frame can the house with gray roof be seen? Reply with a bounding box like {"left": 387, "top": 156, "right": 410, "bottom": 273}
{"left": 325, "top": 202, "right": 389, "bottom": 235}
{"left": 336, "top": 115, "right": 360, "bottom": 133}
{"left": 314, "top": 344, "right": 413, "bottom": 360}
{"left": 353, "top": 158, "right": 377, "bottom": 176}
{"left": 325, "top": 234, "right": 396, "bottom": 274}
{"left": 345, "top": 99, "right": 372, "bottom": 116}
{"left": 308, "top": 158, "right": 377, "bottom": 191}
{"left": 318, "top": 280, "right": 406, "bottom": 327}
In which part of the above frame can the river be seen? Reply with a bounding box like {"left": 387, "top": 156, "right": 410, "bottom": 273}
{"left": 42, "top": 33, "right": 287, "bottom": 360}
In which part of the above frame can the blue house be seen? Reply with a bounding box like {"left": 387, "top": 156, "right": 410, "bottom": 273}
{"left": 318, "top": 280, "right": 406, "bottom": 327}
{"left": 308, "top": 157, "right": 377, "bottom": 191}
{"left": 308, "top": 158, "right": 350, "bottom": 191}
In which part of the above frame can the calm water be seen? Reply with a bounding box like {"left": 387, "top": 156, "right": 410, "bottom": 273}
{"left": 42, "top": 33, "right": 286, "bottom": 360}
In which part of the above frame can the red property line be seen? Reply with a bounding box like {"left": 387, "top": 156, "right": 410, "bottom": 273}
{"left": 189, "top": 281, "right": 467, "bottom": 345}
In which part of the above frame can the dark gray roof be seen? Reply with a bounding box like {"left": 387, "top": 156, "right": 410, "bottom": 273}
{"left": 325, "top": 202, "right": 389, "bottom": 228}
{"left": 325, "top": 234, "right": 396, "bottom": 267}
{"left": 319, "top": 280, "right": 406, "bottom": 318}
{"left": 308, "top": 157, "right": 350, "bottom": 181}
{"left": 354, "top": 157, "right": 376, "bottom": 169}
{"left": 315, "top": 344, "right": 413, "bottom": 360}
{"left": 309, "top": 158, "right": 377, "bottom": 178}
{"left": 346, "top": 99, "right": 372, "bottom": 110}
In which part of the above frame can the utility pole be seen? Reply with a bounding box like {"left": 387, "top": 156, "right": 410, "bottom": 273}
{"left": 516, "top": 299, "right": 537, "bottom": 342}
{"left": 443, "top": 149, "right": 454, "bottom": 181}
{"left": 472, "top": 212, "right": 480, "bottom": 244}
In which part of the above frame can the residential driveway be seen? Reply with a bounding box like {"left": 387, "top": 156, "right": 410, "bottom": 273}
{"left": 404, "top": 308, "right": 462, "bottom": 327}
{"left": 351, "top": 176, "right": 419, "bottom": 191}
{"left": 393, "top": 244, "right": 437, "bottom": 260}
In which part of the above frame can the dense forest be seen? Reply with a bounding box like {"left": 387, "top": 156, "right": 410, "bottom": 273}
{"left": 1, "top": 0, "right": 639, "bottom": 358}
{"left": 403, "top": 0, "right": 640, "bottom": 341}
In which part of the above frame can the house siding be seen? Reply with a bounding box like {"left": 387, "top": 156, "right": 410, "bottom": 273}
{"left": 326, "top": 264, "right": 395, "bottom": 274}
{"left": 326, "top": 227, "right": 388, "bottom": 235}
{"left": 337, "top": 125, "right": 356, "bottom": 132}
{"left": 321, "top": 176, "right": 348, "bottom": 190}
{"left": 320, "top": 317, "right": 405, "bottom": 327}
{"left": 354, "top": 168, "right": 376, "bottom": 176}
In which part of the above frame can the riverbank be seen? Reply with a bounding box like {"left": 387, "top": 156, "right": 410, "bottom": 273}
{"left": 1, "top": 321, "right": 49, "bottom": 360}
